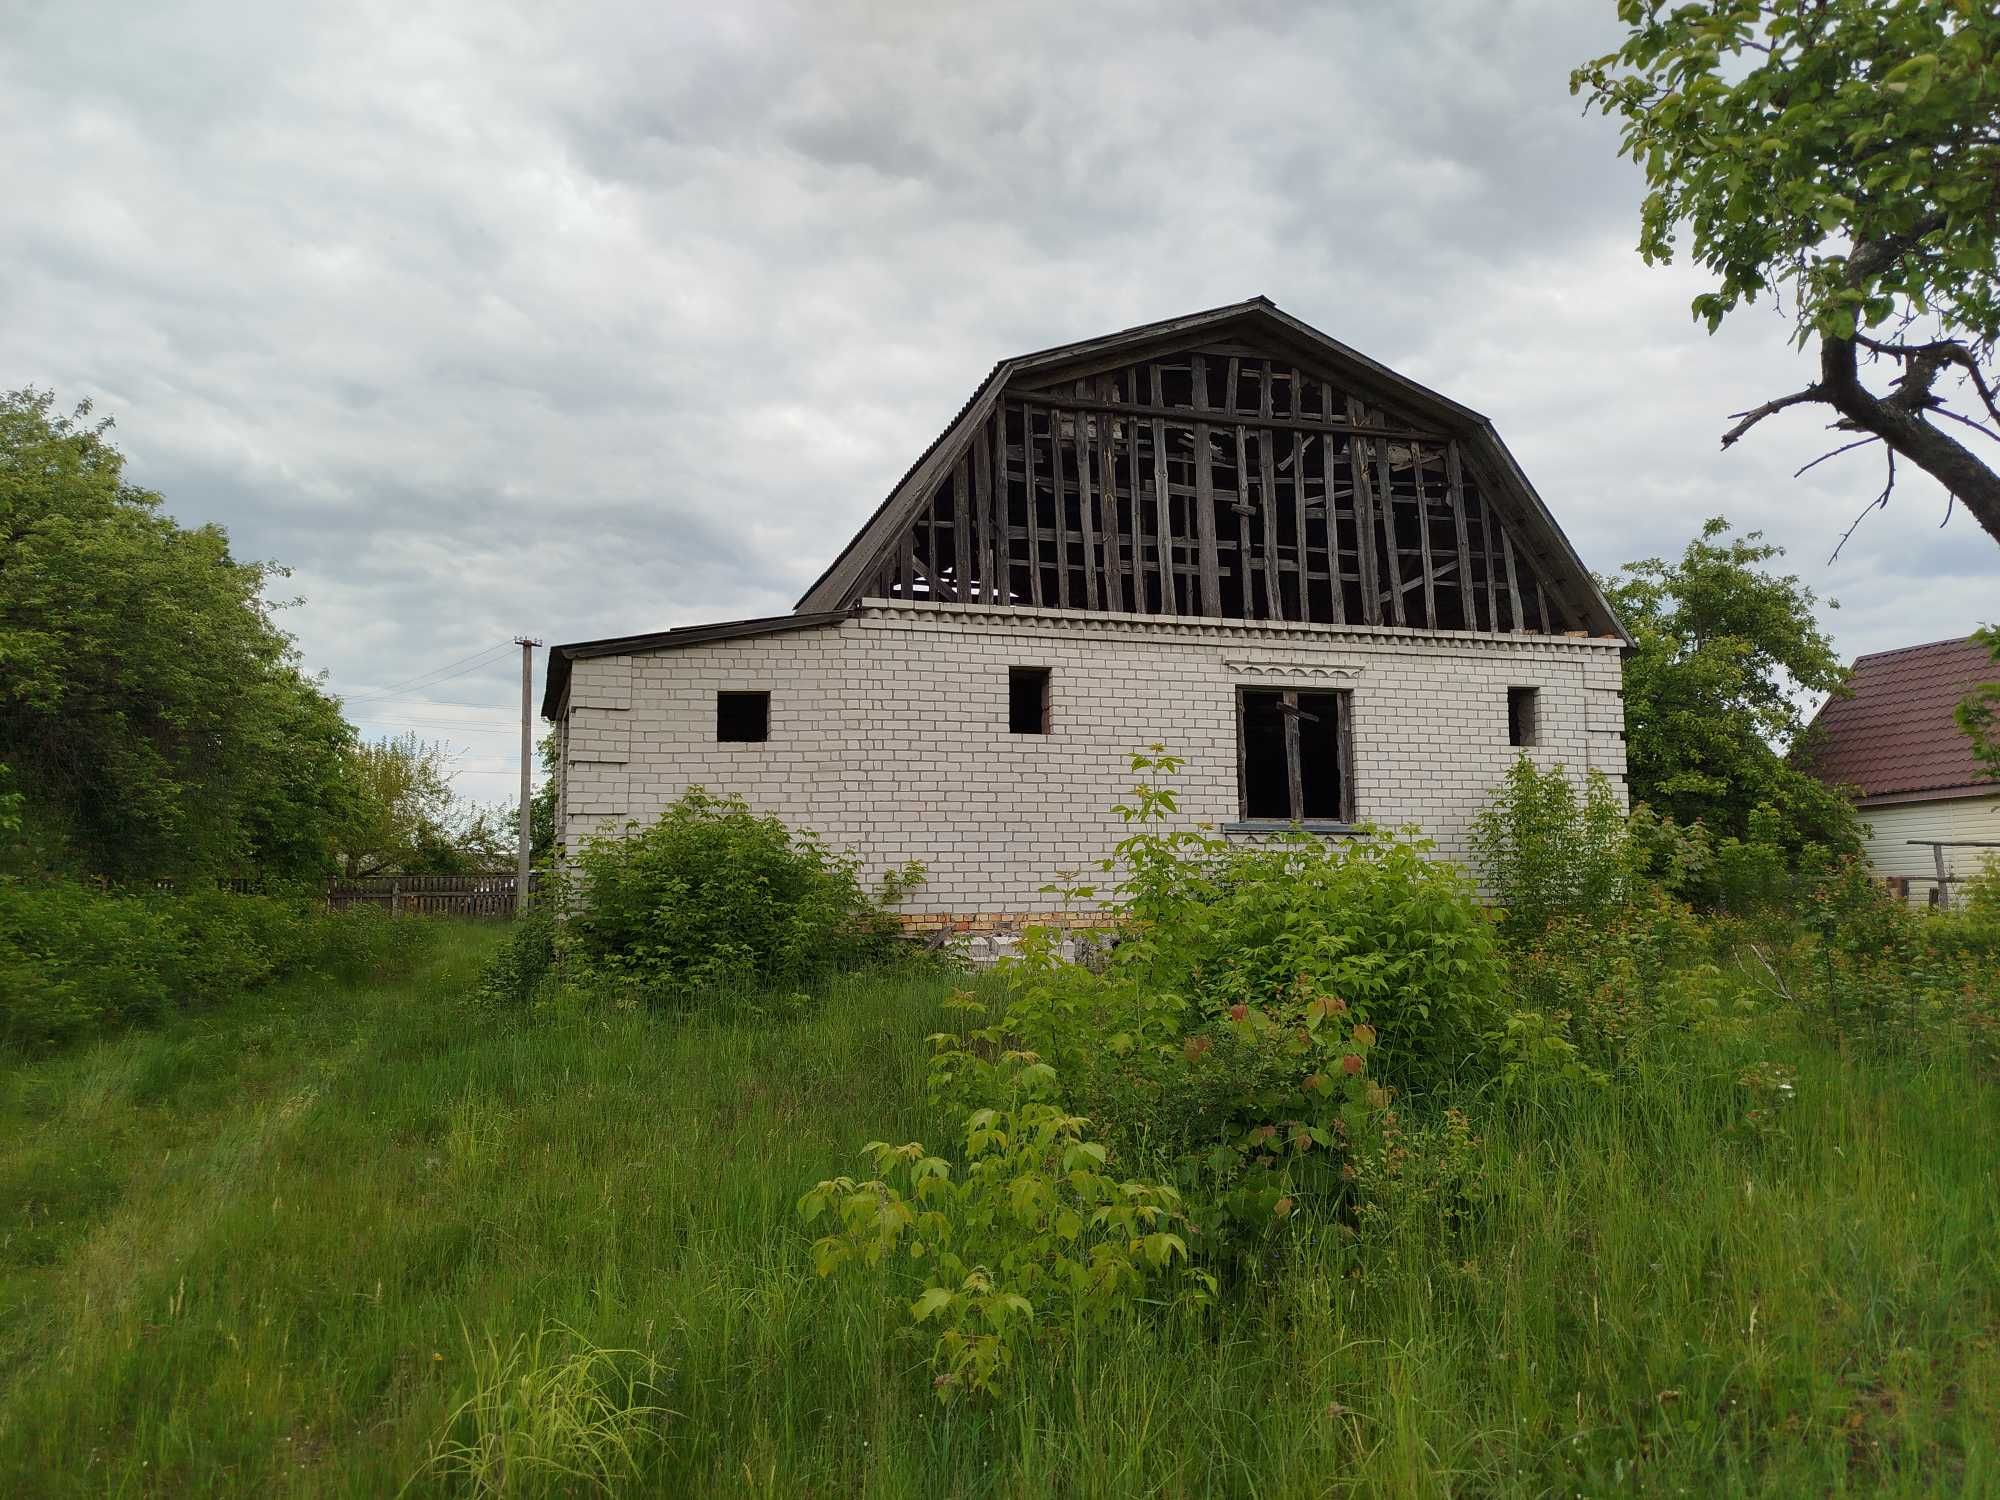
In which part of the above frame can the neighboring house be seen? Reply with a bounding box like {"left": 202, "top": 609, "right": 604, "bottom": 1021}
{"left": 1803, "top": 635, "right": 2000, "bottom": 907}
{"left": 542, "top": 297, "right": 1630, "bottom": 929}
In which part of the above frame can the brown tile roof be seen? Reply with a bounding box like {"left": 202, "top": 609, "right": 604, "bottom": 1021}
{"left": 1802, "top": 634, "right": 1998, "bottom": 801}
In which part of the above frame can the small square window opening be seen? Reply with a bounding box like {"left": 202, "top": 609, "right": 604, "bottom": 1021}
{"left": 1508, "top": 686, "right": 1539, "bottom": 748}
{"left": 1009, "top": 667, "right": 1051, "bottom": 735}
{"left": 717, "top": 691, "right": 769, "bottom": 742}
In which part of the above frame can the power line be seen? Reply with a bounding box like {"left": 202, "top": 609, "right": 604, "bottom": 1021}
{"left": 360, "top": 725, "right": 516, "bottom": 734}
{"left": 337, "top": 641, "right": 516, "bottom": 705}
{"left": 344, "top": 694, "right": 517, "bottom": 711}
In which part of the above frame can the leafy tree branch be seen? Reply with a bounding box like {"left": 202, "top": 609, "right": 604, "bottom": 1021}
{"left": 1575, "top": 1, "right": 2000, "bottom": 548}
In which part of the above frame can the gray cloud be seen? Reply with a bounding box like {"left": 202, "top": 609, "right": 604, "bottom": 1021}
{"left": 3, "top": 0, "right": 1994, "bottom": 807}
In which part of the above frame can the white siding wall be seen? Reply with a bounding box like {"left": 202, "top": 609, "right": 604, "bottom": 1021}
{"left": 558, "top": 601, "right": 1628, "bottom": 923}
{"left": 1857, "top": 793, "right": 2000, "bottom": 906}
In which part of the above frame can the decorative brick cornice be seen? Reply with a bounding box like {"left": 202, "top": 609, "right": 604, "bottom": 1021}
{"left": 854, "top": 599, "right": 1624, "bottom": 655}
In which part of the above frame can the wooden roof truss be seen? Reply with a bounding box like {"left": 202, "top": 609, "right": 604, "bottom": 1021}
{"left": 796, "top": 300, "right": 1625, "bottom": 639}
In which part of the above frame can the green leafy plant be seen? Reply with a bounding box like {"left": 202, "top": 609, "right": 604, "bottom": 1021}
{"left": 1958, "top": 625, "right": 2000, "bottom": 781}
{"left": 1347, "top": 1106, "right": 1490, "bottom": 1258}
{"left": 1605, "top": 520, "right": 1860, "bottom": 859}
{"left": 563, "top": 788, "right": 908, "bottom": 1001}
{"left": 804, "top": 747, "right": 1511, "bottom": 1399}
{"left": 473, "top": 904, "right": 560, "bottom": 1010}
{"left": 1504, "top": 893, "right": 1732, "bottom": 1075}
{"left": 800, "top": 1040, "right": 1211, "bottom": 1401}
{"left": 1469, "top": 756, "right": 1636, "bottom": 937}
{"left": 1731, "top": 1061, "right": 1800, "bottom": 1150}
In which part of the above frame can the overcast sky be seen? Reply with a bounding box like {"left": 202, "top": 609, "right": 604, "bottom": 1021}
{"left": 6, "top": 1, "right": 1996, "bottom": 808}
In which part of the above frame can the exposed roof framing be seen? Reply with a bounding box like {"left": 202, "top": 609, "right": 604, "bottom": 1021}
{"left": 794, "top": 297, "right": 1627, "bottom": 642}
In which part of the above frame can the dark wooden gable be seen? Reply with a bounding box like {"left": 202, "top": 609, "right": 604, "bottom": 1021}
{"left": 796, "top": 300, "right": 1623, "bottom": 638}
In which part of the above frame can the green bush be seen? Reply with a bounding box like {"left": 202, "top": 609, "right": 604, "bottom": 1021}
{"left": 1504, "top": 892, "right": 1732, "bottom": 1075}
{"left": 1469, "top": 755, "right": 1637, "bottom": 937}
{"left": 474, "top": 905, "right": 560, "bottom": 1009}
{"left": 0, "top": 879, "right": 433, "bottom": 1049}
{"left": 0, "top": 880, "right": 177, "bottom": 1045}
{"left": 562, "top": 789, "right": 906, "bottom": 1000}
{"left": 808, "top": 748, "right": 1510, "bottom": 1396}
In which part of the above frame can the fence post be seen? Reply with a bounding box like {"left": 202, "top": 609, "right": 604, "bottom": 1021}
{"left": 391, "top": 879, "right": 401, "bottom": 918}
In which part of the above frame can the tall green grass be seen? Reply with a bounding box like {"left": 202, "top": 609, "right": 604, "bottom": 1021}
{"left": 2, "top": 927, "right": 1994, "bottom": 1496}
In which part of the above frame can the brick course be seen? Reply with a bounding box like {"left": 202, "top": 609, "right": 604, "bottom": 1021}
{"left": 557, "top": 601, "right": 1627, "bottom": 919}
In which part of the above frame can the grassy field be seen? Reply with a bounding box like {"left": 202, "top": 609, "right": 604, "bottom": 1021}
{"left": 3, "top": 921, "right": 1998, "bottom": 1497}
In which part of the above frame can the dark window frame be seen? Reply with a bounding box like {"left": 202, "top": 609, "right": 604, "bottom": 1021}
{"left": 1008, "top": 666, "right": 1052, "bottom": 735}
{"left": 716, "top": 690, "right": 770, "bottom": 743}
{"left": 1233, "top": 686, "right": 1354, "bottom": 826}
{"left": 1507, "top": 686, "right": 1539, "bottom": 748}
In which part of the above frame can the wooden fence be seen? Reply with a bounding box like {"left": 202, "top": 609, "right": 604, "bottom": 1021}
{"left": 324, "top": 872, "right": 536, "bottom": 918}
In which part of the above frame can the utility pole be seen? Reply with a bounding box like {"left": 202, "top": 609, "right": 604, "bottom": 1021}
{"left": 515, "top": 636, "right": 543, "bottom": 912}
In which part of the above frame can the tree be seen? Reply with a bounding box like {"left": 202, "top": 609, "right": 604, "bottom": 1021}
{"left": 0, "top": 389, "right": 356, "bottom": 880}
{"left": 1959, "top": 624, "right": 2000, "bottom": 780}
{"left": 1605, "top": 518, "right": 1860, "bottom": 853}
{"left": 1574, "top": 3, "right": 2000, "bottom": 551}
{"left": 496, "top": 730, "right": 560, "bottom": 868}
{"left": 336, "top": 734, "right": 505, "bottom": 877}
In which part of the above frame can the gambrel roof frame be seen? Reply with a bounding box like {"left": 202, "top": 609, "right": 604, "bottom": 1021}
{"left": 794, "top": 296, "right": 1628, "bottom": 642}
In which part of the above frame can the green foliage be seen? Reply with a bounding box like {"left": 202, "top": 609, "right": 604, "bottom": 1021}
{"left": 1346, "top": 1106, "right": 1490, "bottom": 1254}
{"left": 1470, "top": 756, "right": 1638, "bottom": 937}
{"left": 494, "top": 729, "right": 561, "bottom": 871}
{"left": 800, "top": 1054, "right": 1211, "bottom": 1401}
{"left": 473, "top": 904, "right": 560, "bottom": 1009}
{"left": 0, "top": 390, "right": 360, "bottom": 881}
{"left": 1505, "top": 895, "right": 1736, "bottom": 1077}
{"left": 338, "top": 733, "right": 506, "bottom": 878}
{"left": 564, "top": 788, "right": 906, "bottom": 1000}
{"left": 1092, "top": 751, "right": 1506, "bottom": 1096}
{"left": 4, "top": 924, "right": 2000, "bottom": 1493}
{"left": 1607, "top": 518, "right": 1861, "bottom": 855}
{"left": 1966, "top": 855, "right": 2000, "bottom": 919}
{"left": 807, "top": 748, "right": 1508, "bottom": 1398}
{"left": 1573, "top": 1, "right": 2000, "bottom": 349}
{"left": 528, "top": 729, "right": 560, "bottom": 867}
{"left": 1959, "top": 624, "right": 2000, "bottom": 781}
{"left": 0, "top": 879, "right": 431, "bottom": 1049}
{"left": 417, "top": 1323, "right": 668, "bottom": 1497}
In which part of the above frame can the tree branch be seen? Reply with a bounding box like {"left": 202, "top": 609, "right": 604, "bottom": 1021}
{"left": 1793, "top": 435, "right": 1880, "bottom": 478}
{"left": 1820, "top": 335, "right": 2000, "bottom": 548}
{"left": 1828, "top": 448, "right": 1897, "bottom": 564}
{"left": 1721, "top": 387, "right": 1823, "bottom": 449}
{"left": 1932, "top": 407, "right": 2000, "bottom": 446}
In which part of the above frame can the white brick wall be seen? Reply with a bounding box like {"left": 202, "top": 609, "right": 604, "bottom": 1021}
{"left": 557, "top": 601, "right": 1627, "bottom": 920}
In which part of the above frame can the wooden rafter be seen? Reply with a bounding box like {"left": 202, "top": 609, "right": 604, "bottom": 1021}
{"left": 828, "top": 330, "right": 1593, "bottom": 639}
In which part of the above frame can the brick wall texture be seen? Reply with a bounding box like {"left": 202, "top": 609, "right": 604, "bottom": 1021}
{"left": 555, "top": 602, "right": 1627, "bottom": 924}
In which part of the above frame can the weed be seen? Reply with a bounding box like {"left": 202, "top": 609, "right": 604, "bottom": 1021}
{"left": 413, "top": 1323, "right": 672, "bottom": 1497}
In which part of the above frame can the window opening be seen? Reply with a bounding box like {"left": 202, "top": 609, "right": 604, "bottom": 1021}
{"left": 717, "top": 691, "right": 769, "bottom": 742}
{"left": 1239, "top": 688, "right": 1347, "bottom": 822}
{"left": 1508, "top": 686, "right": 1539, "bottom": 748}
{"left": 1009, "top": 667, "right": 1051, "bottom": 734}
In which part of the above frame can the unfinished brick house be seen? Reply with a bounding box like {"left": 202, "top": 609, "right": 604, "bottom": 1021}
{"left": 542, "top": 298, "right": 1630, "bottom": 930}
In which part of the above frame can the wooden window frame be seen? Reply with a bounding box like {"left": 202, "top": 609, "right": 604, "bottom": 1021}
{"left": 1232, "top": 685, "right": 1354, "bottom": 828}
